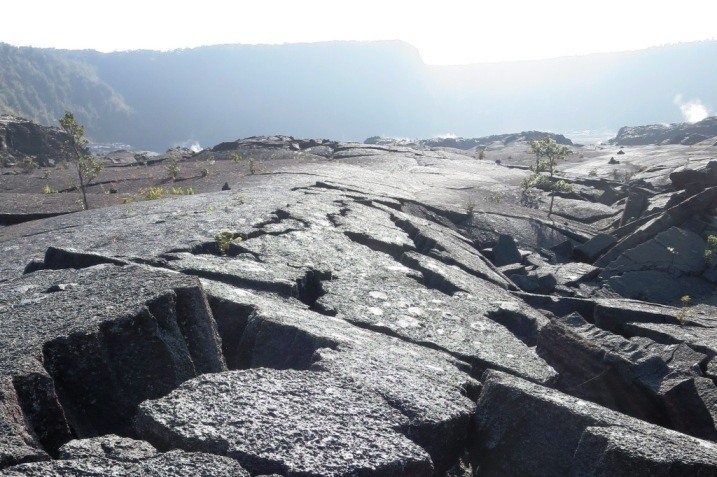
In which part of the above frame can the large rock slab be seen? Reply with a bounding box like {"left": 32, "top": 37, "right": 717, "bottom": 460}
{"left": 537, "top": 313, "right": 717, "bottom": 440}
{"left": 471, "top": 370, "right": 717, "bottom": 476}
{"left": 2, "top": 450, "right": 250, "bottom": 476}
{"left": 203, "top": 281, "right": 479, "bottom": 473}
{"left": 0, "top": 265, "right": 225, "bottom": 466}
{"left": 57, "top": 435, "right": 157, "bottom": 462}
{"left": 316, "top": 255, "right": 557, "bottom": 385}
{"left": 550, "top": 197, "right": 619, "bottom": 223}
{"left": 135, "top": 369, "right": 434, "bottom": 476}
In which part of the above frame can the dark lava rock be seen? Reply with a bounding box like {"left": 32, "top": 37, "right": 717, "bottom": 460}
{"left": 599, "top": 226, "right": 713, "bottom": 303}
{"left": 470, "top": 370, "right": 717, "bottom": 476}
{"left": 550, "top": 197, "right": 619, "bottom": 223}
{"left": 3, "top": 450, "right": 250, "bottom": 476}
{"left": 58, "top": 435, "right": 157, "bottom": 462}
{"left": 2, "top": 134, "right": 716, "bottom": 475}
{"left": 670, "top": 160, "right": 717, "bottom": 190}
{"left": 202, "top": 282, "right": 478, "bottom": 473}
{"left": 136, "top": 369, "right": 434, "bottom": 476}
{"left": 511, "top": 271, "right": 557, "bottom": 295}
{"left": 537, "top": 313, "right": 717, "bottom": 440}
{"left": 574, "top": 233, "right": 616, "bottom": 263}
{"left": 0, "top": 265, "right": 225, "bottom": 466}
{"left": 104, "top": 150, "right": 139, "bottom": 165}
{"left": 0, "top": 115, "right": 70, "bottom": 166}
{"left": 492, "top": 234, "right": 522, "bottom": 266}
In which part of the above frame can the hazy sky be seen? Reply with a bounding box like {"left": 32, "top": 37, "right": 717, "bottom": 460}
{"left": 3, "top": 0, "right": 716, "bottom": 64}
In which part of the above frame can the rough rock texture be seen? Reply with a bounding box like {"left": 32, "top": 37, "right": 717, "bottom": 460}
{"left": 0, "top": 265, "right": 225, "bottom": 466}
{"left": 537, "top": 313, "right": 717, "bottom": 440}
{"left": 136, "top": 369, "right": 434, "bottom": 476}
{"left": 471, "top": 370, "right": 717, "bottom": 476}
{"left": 57, "top": 435, "right": 157, "bottom": 462}
{"left": 611, "top": 116, "right": 717, "bottom": 146}
{"left": 202, "top": 281, "right": 479, "bottom": 473}
{"left": 3, "top": 135, "right": 717, "bottom": 475}
{"left": 2, "top": 450, "right": 251, "bottom": 476}
{"left": 0, "top": 115, "right": 70, "bottom": 166}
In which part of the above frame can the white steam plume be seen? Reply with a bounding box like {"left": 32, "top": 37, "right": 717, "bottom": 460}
{"left": 674, "top": 94, "right": 710, "bottom": 123}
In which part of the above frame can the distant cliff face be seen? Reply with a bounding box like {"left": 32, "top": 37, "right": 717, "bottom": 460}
{"left": 611, "top": 117, "right": 717, "bottom": 146}
{"left": 1, "top": 40, "right": 717, "bottom": 150}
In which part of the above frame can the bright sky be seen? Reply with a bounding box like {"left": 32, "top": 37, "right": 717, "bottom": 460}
{"left": 3, "top": 0, "right": 716, "bottom": 64}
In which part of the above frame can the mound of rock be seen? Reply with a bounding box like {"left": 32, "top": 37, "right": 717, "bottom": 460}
{"left": 0, "top": 115, "right": 69, "bottom": 166}
{"left": 611, "top": 116, "right": 717, "bottom": 146}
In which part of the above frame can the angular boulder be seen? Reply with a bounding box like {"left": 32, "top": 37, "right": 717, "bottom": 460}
{"left": 135, "top": 369, "right": 434, "bottom": 476}
{"left": 471, "top": 370, "right": 717, "bottom": 476}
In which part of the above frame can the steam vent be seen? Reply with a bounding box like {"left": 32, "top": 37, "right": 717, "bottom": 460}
{"left": 2, "top": 134, "right": 717, "bottom": 476}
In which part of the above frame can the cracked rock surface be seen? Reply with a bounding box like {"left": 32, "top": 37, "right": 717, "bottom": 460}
{"left": 2, "top": 136, "right": 717, "bottom": 475}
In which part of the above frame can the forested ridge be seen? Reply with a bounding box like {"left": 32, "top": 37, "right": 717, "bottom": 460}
{"left": 1, "top": 40, "right": 717, "bottom": 150}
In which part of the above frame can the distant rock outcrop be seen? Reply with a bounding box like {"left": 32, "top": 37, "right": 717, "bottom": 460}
{"left": 610, "top": 116, "right": 717, "bottom": 146}
{"left": 0, "top": 115, "right": 69, "bottom": 166}
{"left": 365, "top": 131, "right": 574, "bottom": 150}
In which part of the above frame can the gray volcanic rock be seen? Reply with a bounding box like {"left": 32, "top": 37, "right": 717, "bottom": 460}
{"left": 202, "top": 281, "right": 478, "bottom": 472}
{"left": 574, "top": 232, "right": 616, "bottom": 263}
{"left": 595, "top": 186, "right": 717, "bottom": 268}
{"left": 670, "top": 160, "right": 717, "bottom": 190}
{"left": 2, "top": 450, "right": 250, "bottom": 476}
{"left": 0, "top": 115, "right": 70, "bottom": 166}
{"left": 550, "top": 197, "right": 619, "bottom": 223}
{"left": 537, "top": 313, "right": 717, "bottom": 440}
{"left": 58, "top": 435, "right": 157, "bottom": 462}
{"left": 492, "top": 234, "right": 521, "bottom": 266}
{"left": 135, "top": 369, "right": 434, "bottom": 476}
{"left": 611, "top": 116, "right": 717, "bottom": 146}
{"left": 471, "top": 370, "right": 717, "bottom": 476}
{"left": 0, "top": 265, "right": 225, "bottom": 465}
{"left": 571, "top": 426, "right": 717, "bottom": 476}
{"left": 3, "top": 134, "right": 717, "bottom": 475}
{"left": 599, "top": 226, "right": 713, "bottom": 302}
{"left": 315, "top": 254, "right": 557, "bottom": 384}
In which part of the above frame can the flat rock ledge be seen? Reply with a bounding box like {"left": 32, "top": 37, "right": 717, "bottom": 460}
{"left": 135, "top": 368, "right": 434, "bottom": 476}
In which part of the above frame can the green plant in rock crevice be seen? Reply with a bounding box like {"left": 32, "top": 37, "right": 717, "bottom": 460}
{"left": 215, "top": 231, "right": 243, "bottom": 255}
{"left": 676, "top": 295, "right": 692, "bottom": 325}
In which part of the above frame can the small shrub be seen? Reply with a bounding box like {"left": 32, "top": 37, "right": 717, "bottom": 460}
{"left": 42, "top": 184, "right": 56, "bottom": 194}
{"left": 554, "top": 179, "right": 574, "bottom": 193}
{"left": 165, "top": 154, "right": 181, "bottom": 181}
{"left": 588, "top": 169, "right": 598, "bottom": 177}
{"left": 229, "top": 152, "right": 243, "bottom": 163}
{"left": 676, "top": 295, "right": 692, "bottom": 325}
{"left": 521, "top": 174, "right": 551, "bottom": 192}
{"left": 215, "top": 231, "right": 242, "bottom": 255}
{"left": 478, "top": 150, "right": 486, "bottom": 160}
{"left": 200, "top": 167, "right": 209, "bottom": 178}
{"left": 465, "top": 197, "right": 476, "bottom": 214}
{"left": 248, "top": 157, "right": 259, "bottom": 175}
{"left": 17, "top": 156, "right": 38, "bottom": 174}
{"left": 705, "top": 235, "right": 717, "bottom": 264}
{"left": 484, "top": 191, "right": 504, "bottom": 204}
{"left": 140, "top": 186, "right": 165, "bottom": 200}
